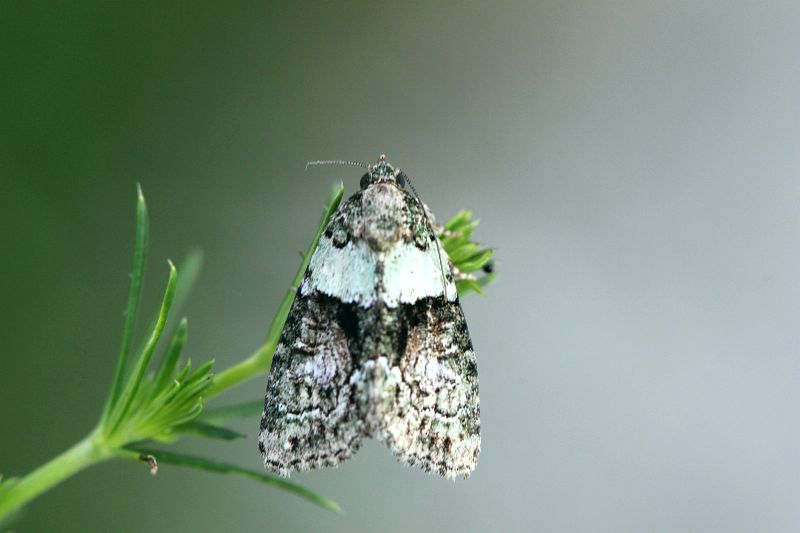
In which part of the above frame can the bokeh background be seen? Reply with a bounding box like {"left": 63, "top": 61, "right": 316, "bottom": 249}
{"left": 3, "top": 2, "right": 800, "bottom": 531}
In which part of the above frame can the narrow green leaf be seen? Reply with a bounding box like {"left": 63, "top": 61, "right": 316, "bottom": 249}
{"left": 199, "top": 400, "right": 263, "bottom": 423}
{"left": 457, "top": 272, "right": 497, "bottom": 297}
{"left": 176, "top": 420, "right": 246, "bottom": 440}
{"left": 184, "top": 360, "right": 215, "bottom": 386}
{"left": 149, "top": 370, "right": 207, "bottom": 414}
{"left": 151, "top": 318, "right": 188, "bottom": 396}
{"left": 207, "top": 183, "right": 345, "bottom": 398}
{"left": 102, "top": 185, "right": 149, "bottom": 425}
{"left": 442, "top": 230, "right": 479, "bottom": 250}
{"left": 447, "top": 242, "right": 482, "bottom": 264}
{"left": 443, "top": 209, "right": 473, "bottom": 232}
{"left": 148, "top": 381, "right": 181, "bottom": 412}
{"left": 175, "top": 360, "right": 192, "bottom": 381}
{"left": 162, "top": 404, "right": 205, "bottom": 428}
{"left": 165, "top": 378, "right": 212, "bottom": 413}
{"left": 440, "top": 206, "right": 496, "bottom": 294}
{"left": 135, "top": 249, "right": 203, "bottom": 357}
{"left": 458, "top": 249, "right": 494, "bottom": 273}
{"left": 452, "top": 220, "right": 479, "bottom": 241}
{"left": 456, "top": 279, "right": 485, "bottom": 296}
{"left": 107, "top": 261, "right": 178, "bottom": 435}
{"left": 124, "top": 447, "right": 341, "bottom": 514}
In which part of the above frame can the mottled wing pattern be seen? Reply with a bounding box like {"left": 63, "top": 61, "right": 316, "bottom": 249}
{"left": 375, "top": 297, "right": 481, "bottom": 478}
{"left": 258, "top": 292, "right": 366, "bottom": 476}
{"left": 261, "top": 169, "right": 481, "bottom": 478}
{"left": 300, "top": 192, "right": 379, "bottom": 307}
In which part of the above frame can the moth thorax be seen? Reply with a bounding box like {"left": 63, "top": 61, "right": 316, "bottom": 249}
{"left": 362, "top": 184, "right": 404, "bottom": 251}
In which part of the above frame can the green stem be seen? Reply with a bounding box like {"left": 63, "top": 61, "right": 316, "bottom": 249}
{"left": 207, "top": 185, "right": 344, "bottom": 398}
{"left": 207, "top": 340, "right": 275, "bottom": 398}
{"left": 0, "top": 432, "right": 112, "bottom": 520}
{"left": 207, "top": 277, "right": 303, "bottom": 397}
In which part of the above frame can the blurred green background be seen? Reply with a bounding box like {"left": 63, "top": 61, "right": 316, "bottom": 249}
{"left": 3, "top": 2, "right": 800, "bottom": 531}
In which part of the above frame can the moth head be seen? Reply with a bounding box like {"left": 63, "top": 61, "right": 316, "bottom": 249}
{"left": 361, "top": 154, "right": 406, "bottom": 190}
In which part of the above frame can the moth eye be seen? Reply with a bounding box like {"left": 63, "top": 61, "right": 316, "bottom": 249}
{"left": 396, "top": 173, "right": 406, "bottom": 188}
{"left": 360, "top": 173, "right": 370, "bottom": 189}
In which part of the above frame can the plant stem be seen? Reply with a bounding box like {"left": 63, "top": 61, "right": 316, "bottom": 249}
{"left": 207, "top": 255, "right": 309, "bottom": 398}
{"left": 0, "top": 432, "right": 112, "bottom": 519}
{"left": 207, "top": 185, "right": 343, "bottom": 398}
{"left": 207, "top": 340, "right": 275, "bottom": 398}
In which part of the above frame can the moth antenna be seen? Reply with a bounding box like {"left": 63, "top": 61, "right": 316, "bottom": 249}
{"left": 305, "top": 160, "right": 369, "bottom": 171}
{"left": 396, "top": 169, "right": 450, "bottom": 298}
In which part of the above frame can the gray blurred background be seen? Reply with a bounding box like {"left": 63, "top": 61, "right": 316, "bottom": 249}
{"left": 2, "top": 2, "right": 800, "bottom": 532}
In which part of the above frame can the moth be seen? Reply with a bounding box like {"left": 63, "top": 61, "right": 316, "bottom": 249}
{"left": 258, "top": 155, "right": 480, "bottom": 478}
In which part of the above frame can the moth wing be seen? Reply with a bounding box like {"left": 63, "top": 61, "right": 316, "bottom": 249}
{"left": 299, "top": 193, "right": 378, "bottom": 307}
{"left": 258, "top": 292, "right": 365, "bottom": 476}
{"left": 377, "top": 298, "right": 481, "bottom": 478}
{"left": 381, "top": 240, "right": 458, "bottom": 306}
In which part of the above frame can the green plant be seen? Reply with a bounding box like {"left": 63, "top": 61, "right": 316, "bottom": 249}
{"left": 0, "top": 183, "right": 495, "bottom": 523}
